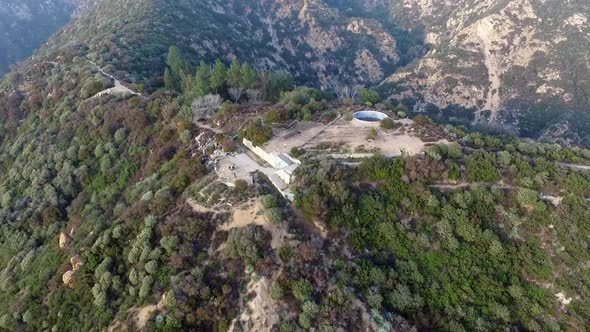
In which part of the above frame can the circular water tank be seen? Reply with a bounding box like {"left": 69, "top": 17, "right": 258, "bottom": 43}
{"left": 352, "top": 110, "right": 388, "bottom": 126}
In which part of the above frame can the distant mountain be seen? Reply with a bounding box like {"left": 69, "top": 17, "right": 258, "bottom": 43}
{"left": 34, "top": 0, "right": 589, "bottom": 144}
{"left": 40, "top": 0, "right": 428, "bottom": 89}
{"left": 0, "top": 0, "right": 95, "bottom": 76}
{"left": 4, "top": 0, "right": 590, "bottom": 142}
{"left": 381, "top": 0, "right": 590, "bottom": 143}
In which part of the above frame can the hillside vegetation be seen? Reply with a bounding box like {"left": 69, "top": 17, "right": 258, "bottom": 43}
{"left": 1, "top": 42, "right": 590, "bottom": 330}
{"left": 0, "top": 0, "right": 589, "bottom": 331}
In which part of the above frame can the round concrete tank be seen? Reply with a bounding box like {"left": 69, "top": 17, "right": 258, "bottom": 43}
{"left": 352, "top": 110, "right": 388, "bottom": 126}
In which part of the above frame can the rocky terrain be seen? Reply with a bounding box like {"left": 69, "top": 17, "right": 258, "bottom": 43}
{"left": 41, "top": 0, "right": 418, "bottom": 89}
{"left": 2, "top": 0, "right": 589, "bottom": 143}
{"left": 383, "top": 0, "right": 590, "bottom": 142}
{"left": 0, "top": 1, "right": 590, "bottom": 331}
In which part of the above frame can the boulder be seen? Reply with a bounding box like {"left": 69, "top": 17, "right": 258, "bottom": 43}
{"left": 71, "top": 255, "right": 84, "bottom": 271}
{"left": 62, "top": 270, "right": 75, "bottom": 287}
{"left": 59, "top": 232, "right": 71, "bottom": 249}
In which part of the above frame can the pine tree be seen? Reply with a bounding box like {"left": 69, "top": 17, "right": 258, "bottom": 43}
{"left": 226, "top": 60, "right": 242, "bottom": 89}
{"left": 165, "top": 46, "right": 189, "bottom": 91}
{"left": 227, "top": 60, "right": 244, "bottom": 102}
{"left": 268, "top": 71, "right": 294, "bottom": 101}
{"left": 181, "top": 75, "right": 194, "bottom": 95}
{"left": 210, "top": 59, "right": 227, "bottom": 93}
{"left": 240, "top": 63, "right": 257, "bottom": 90}
{"left": 166, "top": 46, "right": 188, "bottom": 77}
{"left": 194, "top": 60, "right": 211, "bottom": 97}
{"left": 164, "top": 67, "right": 174, "bottom": 91}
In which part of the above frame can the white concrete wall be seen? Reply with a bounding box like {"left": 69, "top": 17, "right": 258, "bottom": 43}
{"left": 243, "top": 138, "right": 290, "bottom": 169}
{"left": 242, "top": 138, "right": 301, "bottom": 202}
{"left": 276, "top": 169, "right": 292, "bottom": 184}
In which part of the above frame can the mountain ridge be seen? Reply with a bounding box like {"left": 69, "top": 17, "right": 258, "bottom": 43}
{"left": 17, "top": 0, "right": 587, "bottom": 145}
{"left": 38, "top": 0, "right": 420, "bottom": 90}
{"left": 382, "top": 0, "right": 590, "bottom": 143}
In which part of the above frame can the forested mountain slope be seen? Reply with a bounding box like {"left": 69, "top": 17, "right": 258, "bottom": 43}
{"left": 21, "top": 0, "right": 590, "bottom": 144}
{"left": 0, "top": 0, "right": 590, "bottom": 331}
{"left": 42, "top": 0, "right": 422, "bottom": 89}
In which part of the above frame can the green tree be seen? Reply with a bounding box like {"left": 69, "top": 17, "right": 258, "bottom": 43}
{"left": 227, "top": 60, "right": 242, "bottom": 89}
{"left": 210, "top": 59, "right": 227, "bottom": 92}
{"left": 443, "top": 142, "right": 464, "bottom": 159}
{"left": 292, "top": 279, "right": 313, "bottom": 302}
{"left": 380, "top": 118, "right": 397, "bottom": 130}
{"left": 234, "top": 179, "right": 249, "bottom": 193}
{"left": 194, "top": 61, "right": 211, "bottom": 97}
{"left": 227, "top": 61, "right": 244, "bottom": 101}
{"left": 145, "top": 260, "right": 158, "bottom": 275}
{"left": 139, "top": 275, "right": 154, "bottom": 299}
{"left": 266, "top": 71, "right": 294, "bottom": 101}
{"left": 271, "top": 282, "right": 285, "bottom": 301}
{"left": 165, "top": 66, "right": 175, "bottom": 91}
{"left": 447, "top": 161, "right": 461, "bottom": 181}
{"left": 165, "top": 46, "right": 189, "bottom": 91}
{"left": 261, "top": 195, "right": 278, "bottom": 209}
{"left": 467, "top": 152, "right": 501, "bottom": 182}
{"left": 240, "top": 63, "right": 257, "bottom": 90}
{"left": 266, "top": 207, "right": 283, "bottom": 224}
{"left": 360, "top": 88, "right": 381, "bottom": 104}
{"left": 243, "top": 120, "right": 273, "bottom": 146}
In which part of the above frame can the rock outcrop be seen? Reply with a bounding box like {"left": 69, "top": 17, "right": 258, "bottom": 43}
{"left": 62, "top": 270, "right": 75, "bottom": 287}
{"left": 71, "top": 255, "right": 84, "bottom": 271}
{"left": 384, "top": 0, "right": 590, "bottom": 119}
{"left": 59, "top": 232, "right": 71, "bottom": 249}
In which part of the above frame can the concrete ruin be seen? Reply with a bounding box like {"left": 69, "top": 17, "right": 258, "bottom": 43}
{"left": 242, "top": 138, "right": 300, "bottom": 200}
{"left": 213, "top": 139, "right": 301, "bottom": 201}
{"left": 214, "top": 114, "right": 447, "bottom": 202}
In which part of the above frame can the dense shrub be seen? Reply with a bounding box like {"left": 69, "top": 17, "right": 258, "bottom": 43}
{"left": 380, "top": 117, "right": 398, "bottom": 130}
{"left": 243, "top": 120, "right": 273, "bottom": 146}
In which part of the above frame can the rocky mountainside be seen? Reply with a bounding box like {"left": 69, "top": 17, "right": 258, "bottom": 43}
{"left": 41, "top": 0, "right": 425, "bottom": 89}
{"left": 3, "top": 0, "right": 589, "bottom": 143}
{"left": 0, "top": 0, "right": 95, "bottom": 76}
{"left": 1, "top": 0, "right": 590, "bottom": 331}
{"left": 382, "top": 0, "right": 590, "bottom": 142}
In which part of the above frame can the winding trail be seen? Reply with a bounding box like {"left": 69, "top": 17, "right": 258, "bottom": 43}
{"left": 559, "top": 163, "right": 590, "bottom": 171}
{"left": 429, "top": 182, "right": 568, "bottom": 206}
{"left": 87, "top": 60, "right": 141, "bottom": 98}
{"left": 429, "top": 182, "right": 513, "bottom": 191}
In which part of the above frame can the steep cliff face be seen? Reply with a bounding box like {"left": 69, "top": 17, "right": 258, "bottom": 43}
{"left": 383, "top": 0, "right": 590, "bottom": 122}
{"left": 0, "top": 0, "right": 94, "bottom": 76}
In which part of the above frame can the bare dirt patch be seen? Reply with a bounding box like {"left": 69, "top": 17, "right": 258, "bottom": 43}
{"left": 216, "top": 153, "right": 276, "bottom": 186}
{"left": 126, "top": 293, "right": 167, "bottom": 331}
{"left": 187, "top": 198, "right": 218, "bottom": 214}
{"left": 223, "top": 199, "right": 289, "bottom": 249}
{"left": 265, "top": 118, "right": 445, "bottom": 157}
{"left": 229, "top": 276, "right": 279, "bottom": 332}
